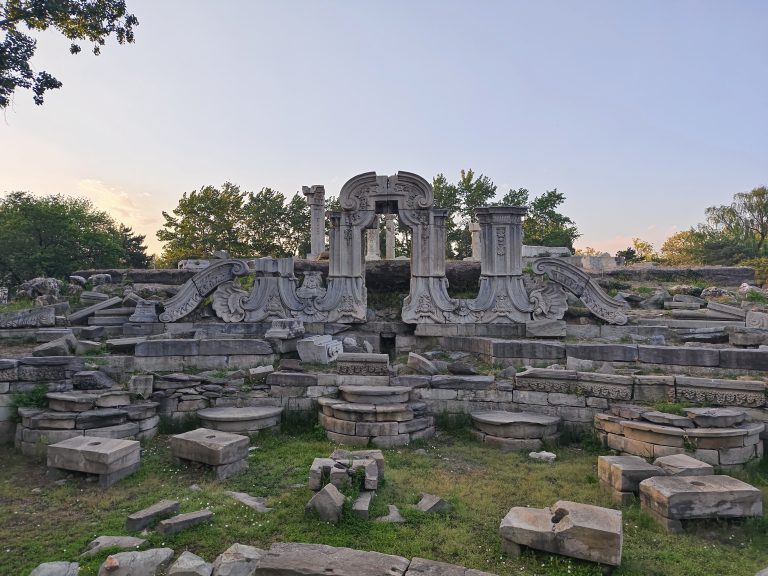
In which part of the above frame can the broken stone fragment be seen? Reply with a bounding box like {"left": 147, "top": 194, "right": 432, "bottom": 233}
{"left": 416, "top": 493, "right": 451, "bottom": 513}
{"left": 307, "top": 483, "right": 345, "bottom": 523}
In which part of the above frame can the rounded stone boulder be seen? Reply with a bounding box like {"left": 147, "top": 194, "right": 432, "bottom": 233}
{"left": 197, "top": 406, "right": 283, "bottom": 433}
{"left": 471, "top": 411, "right": 561, "bottom": 439}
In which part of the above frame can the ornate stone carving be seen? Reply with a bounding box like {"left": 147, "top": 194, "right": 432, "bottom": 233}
{"left": 746, "top": 310, "right": 768, "bottom": 329}
{"left": 529, "top": 282, "right": 568, "bottom": 321}
{"left": 159, "top": 259, "right": 251, "bottom": 323}
{"left": 532, "top": 258, "right": 628, "bottom": 325}
{"left": 0, "top": 305, "right": 55, "bottom": 328}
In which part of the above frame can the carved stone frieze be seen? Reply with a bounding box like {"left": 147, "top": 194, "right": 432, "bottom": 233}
{"left": 0, "top": 305, "right": 55, "bottom": 328}
{"left": 530, "top": 282, "right": 568, "bottom": 321}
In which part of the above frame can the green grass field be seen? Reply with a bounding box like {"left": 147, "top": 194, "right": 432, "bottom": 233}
{"left": 1, "top": 425, "right": 766, "bottom": 576}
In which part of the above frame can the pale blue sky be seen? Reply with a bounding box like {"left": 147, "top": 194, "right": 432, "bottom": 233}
{"left": 1, "top": 0, "right": 766, "bottom": 256}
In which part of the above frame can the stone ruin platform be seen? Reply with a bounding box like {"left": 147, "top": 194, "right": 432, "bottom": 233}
{"left": 499, "top": 500, "right": 623, "bottom": 571}
{"left": 639, "top": 475, "right": 763, "bottom": 533}
{"left": 170, "top": 427, "right": 249, "bottom": 480}
{"left": 196, "top": 406, "right": 283, "bottom": 434}
{"left": 595, "top": 406, "right": 764, "bottom": 467}
{"left": 470, "top": 411, "right": 561, "bottom": 451}
{"left": 46, "top": 435, "right": 140, "bottom": 487}
{"left": 318, "top": 386, "right": 434, "bottom": 448}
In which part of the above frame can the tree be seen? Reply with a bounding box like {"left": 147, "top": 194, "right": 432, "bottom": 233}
{"left": 0, "top": 191, "right": 125, "bottom": 286}
{"left": 1, "top": 0, "right": 138, "bottom": 108}
{"left": 118, "top": 224, "right": 150, "bottom": 268}
{"left": 659, "top": 230, "right": 705, "bottom": 265}
{"left": 496, "top": 187, "right": 580, "bottom": 250}
{"left": 156, "top": 183, "right": 313, "bottom": 266}
{"left": 617, "top": 238, "right": 657, "bottom": 263}
{"left": 432, "top": 169, "right": 497, "bottom": 259}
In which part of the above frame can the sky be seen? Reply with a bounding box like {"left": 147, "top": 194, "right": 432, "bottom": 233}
{"left": 1, "top": 0, "right": 766, "bottom": 257}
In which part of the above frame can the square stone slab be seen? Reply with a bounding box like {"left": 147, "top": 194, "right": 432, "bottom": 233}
{"left": 652, "top": 454, "right": 714, "bottom": 476}
{"left": 598, "top": 455, "right": 665, "bottom": 493}
{"left": 640, "top": 475, "right": 762, "bottom": 521}
{"left": 47, "top": 435, "right": 139, "bottom": 475}
{"left": 170, "top": 427, "right": 249, "bottom": 466}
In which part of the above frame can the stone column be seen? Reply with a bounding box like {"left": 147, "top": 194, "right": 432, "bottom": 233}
{"left": 385, "top": 214, "right": 396, "bottom": 259}
{"left": 302, "top": 185, "right": 326, "bottom": 260}
{"left": 469, "top": 221, "right": 481, "bottom": 261}
{"left": 365, "top": 215, "right": 381, "bottom": 261}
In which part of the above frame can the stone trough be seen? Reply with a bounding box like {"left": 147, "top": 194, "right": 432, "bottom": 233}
{"left": 470, "top": 411, "right": 561, "bottom": 451}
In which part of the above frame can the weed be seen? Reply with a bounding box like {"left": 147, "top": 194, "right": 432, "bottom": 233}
{"left": 649, "top": 400, "right": 691, "bottom": 415}
{"left": 10, "top": 383, "right": 49, "bottom": 421}
{"left": 746, "top": 290, "right": 768, "bottom": 304}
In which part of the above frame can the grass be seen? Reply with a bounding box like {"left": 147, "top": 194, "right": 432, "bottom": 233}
{"left": 648, "top": 401, "right": 693, "bottom": 416}
{"left": 0, "top": 429, "right": 766, "bottom": 576}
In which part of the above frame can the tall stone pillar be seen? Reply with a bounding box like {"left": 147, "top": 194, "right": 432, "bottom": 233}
{"left": 302, "top": 185, "right": 326, "bottom": 260}
{"left": 469, "top": 221, "right": 481, "bottom": 261}
{"left": 385, "top": 214, "right": 396, "bottom": 259}
{"left": 365, "top": 215, "right": 381, "bottom": 261}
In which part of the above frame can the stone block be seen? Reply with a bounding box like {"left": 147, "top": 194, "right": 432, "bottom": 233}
{"left": 513, "top": 390, "right": 549, "bottom": 405}
{"left": 170, "top": 427, "right": 249, "bottom": 466}
{"left": 296, "top": 335, "right": 343, "bottom": 364}
{"left": 157, "top": 509, "right": 214, "bottom": 535}
{"left": 126, "top": 499, "right": 180, "bottom": 531}
{"left": 407, "top": 352, "right": 438, "bottom": 375}
{"left": 128, "top": 374, "right": 153, "bottom": 399}
{"left": 566, "top": 343, "right": 638, "bottom": 362}
{"left": 257, "top": 542, "right": 409, "bottom": 576}
{"left": 307, "top": 483, "right": 345, "bottom": 523}
{"left": 266, "top": 371, "right": 318, "bottom": 387}
{"left": 639, "top": 475, "right": 762, "bottom": 525}
{"left": 547, "top": 393, "right": 585, "bottom": 407}
{"left": 212, "top": 544, "right": 264, "bottom": 576}
{"left": 471, "top": 411, "right": 560, "bottom": 438}
{"left": 47, "top": 392, "right": 97, "bottom": 412}
{"left": 641, "top": 411, "right": 693, "bottom": 428}
{"left": 352, "top": 490, "right": 374, "bottom": 519}
{"left": 371, "top": 433, "right": 410, "bottom": 448}
{"left": 652, "top": 454, "right": 713, "bottom": 476}
{"left": 525, "top": 319, "right": 566, "bottom": 338}
{"left": 29, "top": 561, "right": 80, "bottom": 576}
{"left": 84, "top": 422, "right": 140, "bottom": 439}
{"left": 430, "top": 375, "right": 494, "bottom": 390}
{"left": 598, "top": 455, "right": 664, "bottom": 492}
{"left": 638, "top": 345, "right": 720, "bottom": 366}
{"left": 73, "top": 370, "right": 116, "bottom": 391}
{"left": 75, "top": 408, "right": 127, "bottom": 430}
{"left": 135, "top": 339, "right": 199, "bottom": 357}
{"left": 492, "top": 339, "right": 566, "bottom": 360}
{"left": 96, "top": 548, "right": 174, "bottom": 576}
{"left": 167, "top": 551, "right": 213, "bottom": 576}
{"left": 47, "top": 435, "right": 139, "bottom": 476}
{"left": 633, "top": 375, "right": 675, "bottom": 402}
{"left": 719, "top": 348, "right": 768, "bottom": 371}
{"left": 675, "top": 377, "right": 765, "bottom": 408}
{"left": 499, "top": 500, "right": 623, "bottom": 567}
{"left": 198, "top": 338, "right": 272, "bottom": 356}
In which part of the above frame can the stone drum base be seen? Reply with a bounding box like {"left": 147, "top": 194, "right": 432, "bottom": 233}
{"left": 471, "top": 411, "right": 561, "bottom": 451}
{"left": 197, "top": 406, "right": 283, "bottom": 434}
{"left": 46, "top": 435, "right": 140, "bottom": 487}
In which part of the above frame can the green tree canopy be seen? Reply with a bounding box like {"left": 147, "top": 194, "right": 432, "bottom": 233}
{"left": 1, "top": 0, "right": 138, "bottom": 108}
{"left": 0, "top": 191, "right": 142, "bottom": 286}
{"left": 156, "top": 183, "right": 311, "bottom": 265}
{"left": 433, "top": 169, "right": 497, "bottom": 259}
{"left": 496, "top": 188, "right": 580, "bottom": 251}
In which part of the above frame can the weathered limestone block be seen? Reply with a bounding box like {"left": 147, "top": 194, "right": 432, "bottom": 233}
{"left": 684, "top": 407, "right": 747, "bottom": 428}
{"left": 29, "top": 561, "right": 79, "bottom": 576}
{"left": 97, "top": 548, "right": 174, "bottom": 576}
{"left": 81, "top": 535, "right": 146, "bottom": 557}
{"left": 307, "top": 483, "right": 345, "bottom": 523}
{"left": 565, "top": 343, "right": 638, "bottom": 362}
{"left": 641, "top": 411, "right": 694, "bottom": 428}
{"left": 83, "top": 422, "right": 140, "bottom": 439}
{"left": 47, "top": 392, "right": 97, "bottom": 412}
{"left": 337, "top": 352, "right": 390, "bottom": 376}
{"left": 639, "top": 475, "right": 762, "bottom": 532}
{"left": 265, "top": 318, "right": 305, "bottom": 339}
{"left": 417, "top": 493, "right": 451, "bottom": 513}
{"left": 330, "top": 448, "right": 385, "bottom": 479}
{"left": 75, "top": 409, "right": 127, "bottom": 430}
{"left": 471, "top": 411, "right": 560, "bottom": 439}
{"left": 68, "top": 296, "right": 122, "bottom": 324}
{"left": 406, "top": 557, "right": 497, "bottom": 576}
{"left": 525, "top": 319, "right": 566, "bottom": 338}
{"left": 157, "top": 509, "right": 214, "bottom": 535}
{"left": 167, "top": 550, "right": 213, "bottom": 576}
{"left": 638, "top": 345, "right": 720, "bottom": 366}
{"left": 352, "top": 490, "right": 374, "bottom": 519}
{"left": 128, "top": 374, "right": 153, "bottom": 399}
{"left": 225, "top": 491, "right": 272, "bottom": 513}
{"left": 431, "top": 375, "right": 494, "bottom": 390}
{"left": 633, "top": 375, "right": 675, "bottom": 402}
{"left": 0, "top": 305, "right": 56, "bottom": 328}
{"left": 297, "top": 335, "right": 343, "bottom": 364}
{"left": 491, "top": 339, "right": 566, "bottom": 360}
{"left": 197, "top": 406, "right": 282, "bottom": 433}
{"left": 47, "top": 435, "right": 139, "bottom": 476}
{"left": 598, "top": 455, "right": 664, "bottom": 503}
{"left": 73, "top": 370, "right": 116, "bottom": 391}
{"left": 212, "top": 543, "right": 265, "bottom": 576}
{"left": 675, "top": 376, "right": 765, "bottom": 408}
{"left": 170, "top": 428, "right": 249, "bottom": 466}
{"left": 256, "top": 542, "right": 410, "bottom": 576}
{"left": 339, "top": 385, "right": 411, "bottom": 405}
{"left": 33, "top": 336, "right": 75, "bottom": 357}
{"left": 407, "top": 352, "right": 438, "bottom": 375}
{"left": 198, "top": 339, "right": 272, "bottom": 356}
{"left": 652, "top": 454, "right": 714, "bottom": 476}
{"left": 126, "top": 499, "right": 180, "bottom": 531}
{"left": 499, "top": 500, "right": 623, "bottom": 567}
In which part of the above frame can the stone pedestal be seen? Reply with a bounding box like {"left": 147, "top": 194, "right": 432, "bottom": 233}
{"left": 170, "top": 427, "right": 249, "bottom": 480}
{"left": 470, "top": 411, "right": 561, "bottom": 451}
{"left": 47, "top": 436, "right": 140, "bottom": 487}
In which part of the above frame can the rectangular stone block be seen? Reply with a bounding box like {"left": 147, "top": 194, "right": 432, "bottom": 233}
{"left": 633, "top": 375, "right": 675, "bottom": 402}
{"left": 598, "top": 455, "right": 665, "bottom": 492}
{"left": 135, "top": 339, "right": 199, "bottom": 357}
{"left": 126, "top": 499, "right": 179, "bottom": 531}
{"left": 67, "top": 297, "right": 123, "bottom": 324}
{"left": 547, "top": 393, "right": 585, "bottom": 407}
{"left": 157, "top": 509, "right": 214, "bottom": 535}
{"left": 566, "top": 343, "right": 638, "bottom": 362}
{"left": 674, "top": 376, "right": 766, "bottom": 408}
{"left": 47, "top": 435, "right": 139, "bottom": 475}
{"left": 638, "top": 345, "right": 720, "bottom": 367}
{"left": 622, "top": 437, "right": 654, "bottom": 458}
{"left": 266, "top": 372, "right": 318, "bottom": 387}
{"left": 430, "top": 375, "right": 494, "bottom": 390}
{"left": 198, "top": 339, "right": 272, "bottom": 356}
{"left": 491, "top": 339, "right": 566, "bottom": 360}
{"left": 719, "top": 349, "right": 768, "bottom": 371}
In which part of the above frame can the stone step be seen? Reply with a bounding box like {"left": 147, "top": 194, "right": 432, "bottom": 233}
{"left": 88, "top": 316, "right": 130, "bottom": 326}
{"left": 157, "top": 509, "right": 214, "bottom": 535}
{"left": 94, "top": 307, "right": 136, "bottom": 317}
{"left": 339, "top": 385, "right": 411, "bottom": 405}
{"left": 197, "top": 406, "right": 283, "bottom": 433}
{"left": 471, "top": 411, "right": 561, "bottom": 439}
{"left": 328, "top": 401, "right": 414, "bottom": 423}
